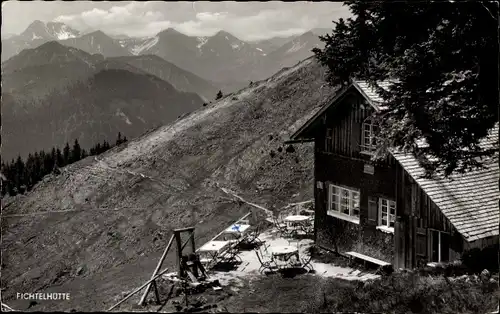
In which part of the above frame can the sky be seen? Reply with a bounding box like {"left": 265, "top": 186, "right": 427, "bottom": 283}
{"left": 1, "top": 1, "right": 352, "bottom": 40}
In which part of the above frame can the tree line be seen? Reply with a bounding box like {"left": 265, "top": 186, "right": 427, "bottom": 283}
{"left": 1, "top": 132, "right": 128, "bottom": 197}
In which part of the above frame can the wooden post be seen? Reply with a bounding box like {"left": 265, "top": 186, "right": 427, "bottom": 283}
{"left": 175, "top": 231, "right": 183, "bottom": 279}
{"left": 180, "top": 232, "right": 195, "bottom": 252}
{"left": 107, "top": 267, "right": 169, "bottom": 312}
{"left": 190, "top": 229, "right": 196, "bottom": 253}
{"left": 152, "top": 281, "right": 161, "bottom": 305}
{"left": 138, "top": 234, "right": 175, "bottom": 306}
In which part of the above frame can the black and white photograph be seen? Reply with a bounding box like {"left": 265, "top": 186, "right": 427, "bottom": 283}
{"left": 1, "top": 1, "right": 499, "bottom": 312}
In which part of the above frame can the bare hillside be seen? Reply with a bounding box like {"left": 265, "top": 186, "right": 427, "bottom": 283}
{"left": 1, "top": 58, "right": 337, "bottom": 311}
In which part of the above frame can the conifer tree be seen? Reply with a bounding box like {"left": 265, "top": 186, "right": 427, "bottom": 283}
{"left": 14, "top": 155, "right": 25, "bottom": 194}
{"left": 116, "top": 132, "right": 123, "bottom": 146}
{"left": 55, "top": 148, "right": 64, "bottom": 168}
{"left": 215, "top": 90, "right": 223, "bottom": 100}
{"left": 63, "top": 142, "right": 71, "bottom": 165}
{"left": 313, "top": 1, "right": 499, "bottom": 177}
{"left": 95, "top": 143, "right": 102, "bottom": 155}
{"left": 72, "top": 139, "right": 82, "bottom": 163}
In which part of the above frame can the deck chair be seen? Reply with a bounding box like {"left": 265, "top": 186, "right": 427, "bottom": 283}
{"left": 244, "top": 226, "right": 264, "bottom": 247}
{"left": 272, "top": 215, "right": 296, "bottom": 239}
{"left": 221, "top": 243, "right": 242, "bottom": 263}
{"left": 255, "top": 248, "right": 278, "bottom": 274}
{"left": 300, "top": 254, "right": 314, "bottom": 272}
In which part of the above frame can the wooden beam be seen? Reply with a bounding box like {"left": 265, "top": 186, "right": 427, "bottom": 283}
{"left": 181, "top": 231, "right": 194, "bottom": 252}
{"left": 190, "top": 229, "right": 196, "bottom": 253}
{"left": 138, "top": 234, "right": 175, "bottom": 306}
{"left": 152, "top": 281, "right": 161, "bottom": 305}
{"left": 173, "top": 226, "right": 195, "bottom": 233}
{"left": 107, "top": 267, "right": 169, "bottom": 312}
{"left": 175, "top": 231, "right": 183, "bottom": 278}
{"left": 196, "top": 212, "right": 251, "bottom": 252}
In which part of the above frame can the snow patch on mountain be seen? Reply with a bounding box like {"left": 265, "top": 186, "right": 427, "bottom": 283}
{"left": 116, "top": 109, "right": 132, "bottom": 125}
{"left": 55, "top": 25, "right": 78, "bottom": 40}
{"left": 130, "top": 36, "right": 159, "bottom": 55}
{"left": 197, "top": 37, "right": 208, "bottom": 49}
{"left": 287, "top": 40, "right": 308, "bottom": 54}
{"left": 231, "top": 43, "right": 240, "bottom": 50}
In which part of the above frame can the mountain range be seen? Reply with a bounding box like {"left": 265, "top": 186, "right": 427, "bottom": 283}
{"left": 2, "top": 42, "right": 204, "bottom": 160}
{"left": 1, "top": 20, "right": 327, "bottom": 160}
{"left": 2, "top": 21, "right": 325, "bottom": 88}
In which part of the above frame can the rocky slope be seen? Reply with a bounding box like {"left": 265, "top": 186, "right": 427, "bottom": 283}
{"left": 1, "top": 57, "right": 337, "bottom": 311}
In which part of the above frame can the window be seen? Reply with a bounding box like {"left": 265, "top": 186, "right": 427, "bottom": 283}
{"left": 360, "top": 117, "right": 379, "bottom": 153}
{"left": 325, "top": 128, "right": 333, "bottom": 152}
{"left": 430, "top": 230, "right": 450, "bottom": 263}
{"left": 328, "top": 185, "right": 360, "bottom": 221}
{"left": 379, "top": 198, "right": 396, "bottom": 228}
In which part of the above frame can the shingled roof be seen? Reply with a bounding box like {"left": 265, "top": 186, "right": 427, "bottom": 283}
{"left": 352, "top": 80, "right": 393, "bottom": 110}
{"left": 391, "top": 127, "right": 498, "bottom": 242}
{"left": 356, "top": 80, "right": 499, "bottom": 242}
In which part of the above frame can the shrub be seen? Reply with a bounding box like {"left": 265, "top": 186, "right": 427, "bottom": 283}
{"left": 269, "top": 151, "right": 276, "bottom": 158}
{"left": 461, "top": 244, "right": 499, "bottom": 273}
{"left": 215, "top": 90, "right": 223, "bottom": 100}
{"left": 285, "top": 145, "right": 296, "bottom": 153}
{"left": 277, "top": 147, "right": 283, "bottom": 153}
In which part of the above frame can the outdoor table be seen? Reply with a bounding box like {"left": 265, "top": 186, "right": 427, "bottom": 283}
{"left": 284, "top": 215, "right": 312, "bottom": 232}
{"left": 197, "top": 240, "right": 231, "bottom": 265}
{"left": 270, "top": 245, "right": 300, "bottom": 263}
{"left": 284, "top": 215, "right": 310, "bottom": 224}
{"left": 223, "top": 224, "right": 251, "bottom": 238}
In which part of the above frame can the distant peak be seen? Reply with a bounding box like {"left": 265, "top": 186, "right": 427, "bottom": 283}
{"left": 86, "top": 30, "right": 109, "bottom": 37}
{"left": 158, "top": 28, "right": 183, "bottom": 36}
{"left": 27, "top": 20, "right": 45, "bottom": 28}
{"left": 21, "top": 20, "right": 47, "bottom": 35}
{"left": 38, "top": 40, "right": 65, "bottom": 49}
{"left": 213, "top": 30, "right": 235, "bottom": 38}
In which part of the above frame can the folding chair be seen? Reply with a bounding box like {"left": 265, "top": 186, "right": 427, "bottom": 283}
{"left": 254, "top": 248, "right": 278, "bottom": 274}
{"left": 244, "top": 226, "right": 264, "bottom": 247}
{"left": 272, "top": 215, "right": 296, "bottom": 239}
{"left": 221, "top": 243, "right": 242, "bottom": 263}
{"left": 300, "top": 254, "right": 314, "bottom": 272}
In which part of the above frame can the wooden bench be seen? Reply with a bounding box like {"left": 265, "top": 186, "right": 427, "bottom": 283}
{"left": 345, "top": 251, "right": 391, "bottom": 268}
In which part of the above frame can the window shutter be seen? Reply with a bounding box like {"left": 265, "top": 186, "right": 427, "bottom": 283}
{"left": 327, "top": 184, "right": 332, "bottom": 211}
{"left": 367, "top": 196, "right": 378, "bottom": 225}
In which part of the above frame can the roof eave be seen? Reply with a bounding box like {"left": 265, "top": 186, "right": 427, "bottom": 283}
{"left": 289, "top": 84, "right": 357, "bottom": 141}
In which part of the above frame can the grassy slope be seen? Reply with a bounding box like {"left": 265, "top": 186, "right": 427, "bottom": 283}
{"left": 1, "top": 58, "right": 337, "bottom": 311}
{"left": 224, "top": 272, "right": 498, "bottom": 314}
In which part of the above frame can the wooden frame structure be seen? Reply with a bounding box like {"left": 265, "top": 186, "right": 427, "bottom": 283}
{"left": 107, "top": 212, "right": 253, "bottom": 311}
